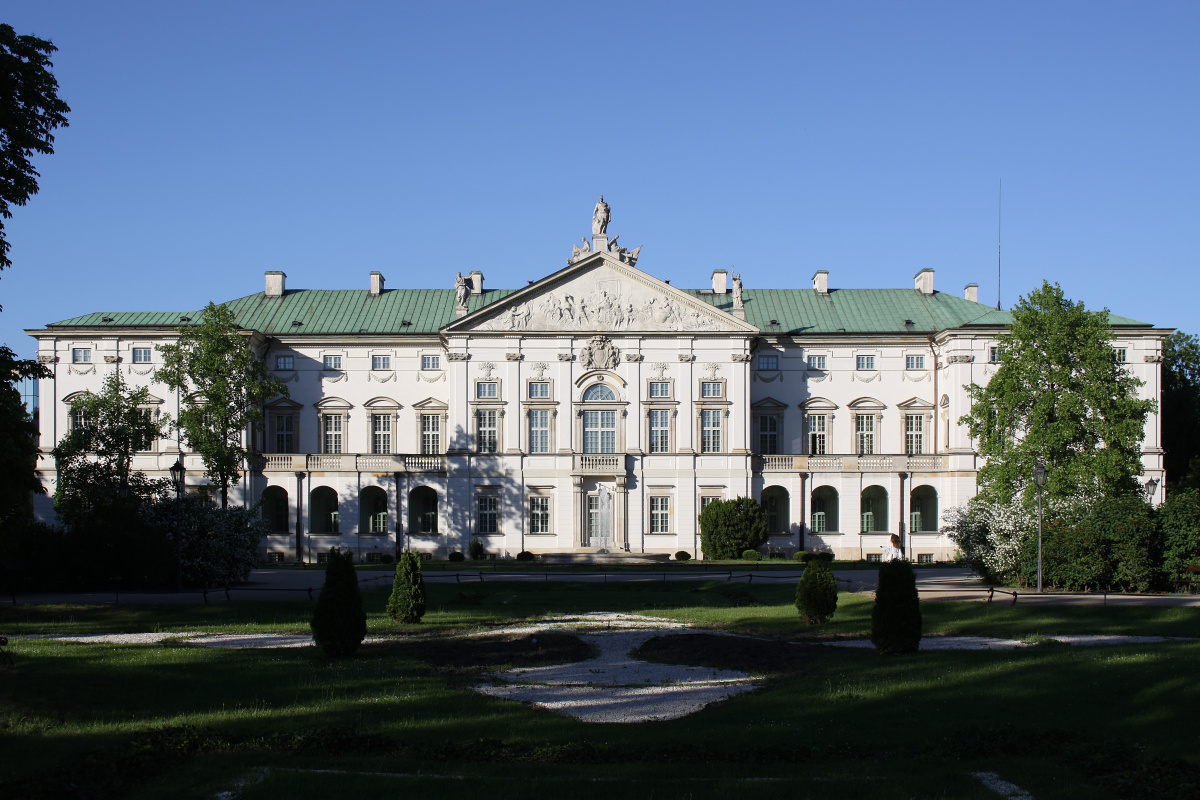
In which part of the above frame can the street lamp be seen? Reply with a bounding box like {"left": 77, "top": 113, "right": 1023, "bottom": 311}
{"left": 1032, "top": 463, "right": 1048, "bottom": 593}
{"left": 169, "top": 459, "right": 185, "bottom": 592}
{"left": 1144, "top": 477, "right": 1159, "bottom": 502}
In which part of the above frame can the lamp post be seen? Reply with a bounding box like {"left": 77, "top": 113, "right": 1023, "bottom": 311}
{"left": 169, "top": 459, "right": 185, "bottom": 592}
{"left": 1032, "top": 463, "right": 1048, "bottom": 593}
{"left": 1144, "top": 477, "right": 1159, "bottom": 503}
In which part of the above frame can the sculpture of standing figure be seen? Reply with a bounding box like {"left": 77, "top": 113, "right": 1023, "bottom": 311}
{"left": 732, "top": 272, "right": 744, "bottom": 310}
{"left": 454, "top": 272, "right": 470, "bottom": 308}
{"left": 592, "top": 195, "right": 610, "bottom": 236}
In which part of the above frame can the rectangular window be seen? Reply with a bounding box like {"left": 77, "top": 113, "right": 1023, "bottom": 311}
{"left": 372, "top": 414, "right": 392, "bottom": 454}
{"left": 911, "top": 498, "right": 924, "bottom": 534}
{"left": 72, "top": 348, "right": 91, "bottom": 364}
{"left": 370, "top": 509, "right": 388, "bottom": 534}
{"left": 855, "top": 414, "right": 875, "bottom": 455}
{"left": 701, "top": 409, "right": 722, "bottom": 453}
{"left": 69, "top": 407, "right": 86, "bottom": 432}
{"left": 866, "top": 552, "right": 882, "bottom": 563}
{"left": 476, "top": 382, "right": 498, "bottom": 399}
{"left": 1114, "top": 348, "right": 1127, "bottom": 363}
{"left": 807, "top": 414, "right": 827, "bottom": 455}
{"left": 906, "top": 355, "right": 925, "bottom": 370}
{"left": 583, "top": 410, "right": 616, "bottom": 453}
{"left": 649, "top": 381, "right": 670, "bottom": 398}
{"left": 905, "top": 414, "right": 923, "bottom": 455}
{"left": 861, "top": 497, "right": 875, "bottom": 533}
{"left": 274, "top": 414, "right": 295, "bottom": 453}
{"left": 422, "top": 354, "right": 440, "bottom": 370}
{"left": 700, "top": 496, "right": 719, "bottom": 513}
{"left": 811, "top": 497, "right": 827, "bottom": 533}
{"left": 758, "top": 354, "right": 778, "bottom": 371}
{"left": 650, "top": 496, "right": 671, "bottom": 533}
{"left": 371, "top": 355, "right": 390, "bottom": 370}
{"left": 323, "top": 414, "right": 343, "bottom": 454}
{"left": 275, "top": 355, "right": 293, "bottom": 370}
{"left": 476, "top": 409, "right": 498, "bottom": 453}
{"left": 700, "top": 382, "right": 722, "bottom": 398}
{"left": 421, "top": 414, "right": 441, "bottom": 454}
{"left": 758, "top": 415, "right": 778, "bottom": 454}
{"left": 856, "top": 355, "right": 875, "bottom": 371}
{"left": 917, "top": 553, "right": 934, "bottom": 564}
{"left": 528, "top": 409, "right": 550, "bottom": 453}
{"left": 989, "top": 346, "right": 1002, "bottom": 364}
{"left": 649, "top": 409, "right": 671, "bottom": 453}
{"left": 528, "top": 381, "right": 550, "bottom": 399}
{"left": 477, "top": 495, "right": 498, "bottom": 534}
{"left": 132, "top": 347, "right": 152, "bottom": 364}
{"left": 529, "top": 496, "right": 550, "bottom": 534}
{"left": 587, "top": 495, "right": 600, "bottom": 541}
{"left": 323, "top": 355, "right": 341, "bottom": 370}
{"left": 807, "top": 355, "right": 826, "bottom": 370}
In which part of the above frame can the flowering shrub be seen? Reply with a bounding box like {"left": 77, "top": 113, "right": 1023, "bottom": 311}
{"left": 142, "top": 495, "right": 266, "bottom": 587}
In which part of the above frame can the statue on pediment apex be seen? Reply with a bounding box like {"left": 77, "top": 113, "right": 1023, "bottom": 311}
{"left": 592, "top": 195, "right": 610, "bottom": 236}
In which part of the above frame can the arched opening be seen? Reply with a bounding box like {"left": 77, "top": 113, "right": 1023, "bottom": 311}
{"left": 810, "top": 486, "right": 839, "bottom": 533}
{"left": 261, "top": 485, "right": 289, "bottom": 533}
{"left": 910, "top": 485, "right": 939, "bottom": 533}
{"left": 860, "top": 486, "right": 889, "bottom": 533}
{"left": 310, "top": 486, "right": 339, "bottom": 534}
{"left": 761, "top": 486, "right": 790, "bottom": 534}
{"left": 360, "top": 486, "right": 388, "bottom": 535}
{"left": 582, "top": 383, "right": 617, "bottom": 401}
{"left": 409, "top": 486, "right": 438, "bottom": 535}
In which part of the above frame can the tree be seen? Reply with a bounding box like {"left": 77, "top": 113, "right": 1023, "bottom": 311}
{"left": 698, "top": 496, "right": 768, "bottom": 560}
{"left": 870, "top": 560, "right": 922, "bottom": 655}
{"left": 960, "top": 281, "right": 1155, "bottom": 503}
{"left": 157, "top": 302, "right": 288, "bottom": 508}
{"left": 0, "top": 24, "right": 71, "bottom": 275}
{"left": 386, "top": 551, "right": 426, "bottom": 624}
{"left": 0, "top": 346, "right": 48, "bottom": 530}
{"left": 1162, "top": 332, "right": 1200, "bottom": 489}
{"left": 311, "top": 548, "right": 367, "bottom": 658}
{"left": 794, "top": 555, "right": 838, "bottom": 625}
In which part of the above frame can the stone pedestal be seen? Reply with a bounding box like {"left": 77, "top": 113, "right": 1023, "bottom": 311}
{"left": 591, "top": 234, "right": 608, "bottom": 253}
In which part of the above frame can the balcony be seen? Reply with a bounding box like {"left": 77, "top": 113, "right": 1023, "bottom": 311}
{"left": 573, "top": 454, "right": 625, "bottom": 474}
{"left": 261, "top": 454, "right": 447, "bottom": 473}
{"left": 757, "top": 454, "right": 948, "bottom": 472}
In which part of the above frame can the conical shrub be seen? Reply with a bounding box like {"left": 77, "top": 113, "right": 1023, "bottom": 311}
{"left": 310, "top": 548, "right": 367, "bottom": 657}
{"left": 795, "top": 556, "right": 838, "bottom": 625}
{"left": 386, "top": 551, "right": 426, "bottom": 624}
{"left": 870, "top": 559, "right": 922, "bottom": 655}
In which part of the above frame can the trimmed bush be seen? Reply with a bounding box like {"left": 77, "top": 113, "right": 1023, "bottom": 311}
{"left": 310, "top": 547, "right": 367, "bottom": 658}
{"left": 698, "top": 497, "right": 768, "bottom": 559}
{"left": 448, "top": 551, "right": 464, "bottom": 562}
{"left": 380, "top": 553, "right": 394, "bottom": 564}
{"left": 741, "top": 548, "right": 762, "bottom": 562}
{"left": 871, "top": 560, "right": 922, "bottom": 655}
{"left": 468, "top": 537, "right": 485, "bottom": 560}
{"left": 516, "top": 550, "right": 535, "bottom": 561}
{"left": 674, "top": 550, "right": 691, "bottom": 561}
{"left": 793, "top": 550, "right": 807, "bottom": 562}
{"left": 795, "top": 557, "right": 838, "bottom": 625}
{"left": 1158, "top": 490, "right": 1200, "bottom": 585}
{"left": 386, "top": 551, "right": 426, "bottom": 624}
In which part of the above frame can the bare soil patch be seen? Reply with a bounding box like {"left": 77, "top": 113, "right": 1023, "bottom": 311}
{"left": 376, "top": 632, "right": 593, "bottom": 671}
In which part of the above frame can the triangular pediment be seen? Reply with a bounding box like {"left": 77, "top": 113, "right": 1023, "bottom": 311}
{"left": 443, "top": 252, "right": 758, "bottom": 335}
{"left": 751, "top": 397, "right": 788, "bottom": 410}
{"left": 898, "top": 396, "right": 935, "bottom": 410}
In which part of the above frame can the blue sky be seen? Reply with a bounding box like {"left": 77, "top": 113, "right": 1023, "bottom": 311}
{"left": 3, "top": 1, "right": 1197, "bottom": 356}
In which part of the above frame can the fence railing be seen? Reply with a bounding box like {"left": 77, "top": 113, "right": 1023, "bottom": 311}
{"left": 758, "top": 454, "right": 948, "bottom": 472}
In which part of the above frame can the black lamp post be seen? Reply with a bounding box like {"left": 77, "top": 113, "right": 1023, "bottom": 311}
{"left": 169, "top": 459, "right": 185, "bottom": 591}
{"left": 1032, "top": 463, "right": 1048, "bottom": 593}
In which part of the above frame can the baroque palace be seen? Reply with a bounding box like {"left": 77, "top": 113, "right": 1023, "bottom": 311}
{"left": 26, "top": 200, "right": 1168, "bottom": 562}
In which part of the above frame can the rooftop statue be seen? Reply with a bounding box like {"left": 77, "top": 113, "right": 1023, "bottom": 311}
{"left": 732, "top": 272, "right": 744, "bottom": 310}
{"left": 592, "top": 195, "right": 610, "bottom": 236}
{"left": 454, "top": 272, "right": 470, "bottom": 308}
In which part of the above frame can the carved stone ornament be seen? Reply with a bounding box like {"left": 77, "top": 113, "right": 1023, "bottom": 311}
{"left": 478, "top": 361, "right": 496, "bottom": 379}
{"left": 129, "top": 365, "right": 154, "bottom": 375}
{"left": 557, "top": 353, "right": 575, "bottom": 361}
{"left": 68, "top": 364, "right": 96, "bottom": 375}
{"left": 753, "top": 373, "right": 782, "bottom": 383}
{"left": 531, "top": 361, "right": 549, "bottom": 378}
{"left": 624, "top": 353, "right": 644, "bottom": 362}
{"left": 703, "top": 362, "right": 721, "bottom": 379}
{"left": 506, "top": 353, "right": 523, "bottom": 361}
{"left": 730, "top": 354, "right": 751, "bottom": 362}
{"left": 902, "top": 371, "right": 931, "bottom": 382}
{"left": 678, "top": 354, "right": 694, "bottom": 362}
{"left": 651, "top": 362, "right": 668, "bottom": 379}
{"left": 416, "top": 371, "right": 446, "bottom": 383}
{"left": 446, "top": 353, "right": 469, "bottom": 361}
{"left": 1144, "top": 354, "right": 1163, "bottom": 363}
{"left": 579, "top": 336, "right": 620, "bottom": 371}
{"left": 103, "top": 355, "right": 119, "bottom": 364}
{"left": 947, "top": 355, "right": 975, "bottom": 364}
{"left": 322, "top": 373, "right": 348, "bottom": 383}
{"left": 852, "top": 372, "right": 880, "bottom": 383}
{"left": 37, "top": 354, "right": 57, "bottom": 364}
{"left": 368, "top": 371, "right": 396, "bottom": 383}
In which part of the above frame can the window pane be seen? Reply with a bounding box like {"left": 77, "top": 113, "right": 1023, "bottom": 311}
{"left": 529, "top": 382, "right": 549, "bottom": 398}
{"left": 275, "top": 414, "right": 295, "bottom": 453}
{"left": 372, "top": 355, "right": 390, "bottom": 370}
{"left": 323, "top": 415, "right": 343, "bottom": 454}
{"left": 421, "top": 414, "right": 441, "bottom": 454}
{"left": 372, "top": 414, "right": 392, "bottom": 454}
{"left": 132, "top": 348, "right": 152, "bottom": 363}
{"left": 906, "top": 355, "right": 924, "bottom": 370}
{"left": 650, "top": 496, "right": 670, "bottom": 532}
{"left": 530, "top": 496, "right": 550, "bottom": 534}
{"left": 477, "top": 382, "right": 497, "bottom": 399}
{"left": 583, "top": 384, "right": 616, "bottom": 401}
{"left": 905, "top": 414, "right": 923, "bottom": 455}
{"left": 856, "top": 355, "right": 875, "bottom": 370}
{"left": 477, "top": 409, "right": 498, "bottom": 453}
{"left": 477, "top": 495, "right": 498, "bottom": 533}
{"left": 275, "top": 355, "right": 293, "bottom": 370}
{"left": 701, "top": 382, "right": 722, "bottom": 398}
{"left": 807, "top": 355, "right": 826, "bottom": 370}
{"left": 758, "top": 415, "right": 778, "bottom": 454}
{"left": 649, "top": 409, "right": 670, "bottom": 453}
{"left": 701, "top": 409, "right": 721, "bottom": 453}
{"left": 856, "top": 415, "right": 874, "bottom": 455}
{"left": 758, "top": 355, "right": 778, "bottom": 371}
{"left": 529, "top": 409, "right": 550, "bottom": 453}
{"left": 72, "top": 348, "right": 91, "bottom": 364}
{"left": 422, "top": 355, "right": 440, "bottom": 370}
{"left": 649, "top": 382, "right": 669, "bottom": 398}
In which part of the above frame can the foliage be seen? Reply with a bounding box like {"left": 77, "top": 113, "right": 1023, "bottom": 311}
{"left": 1162, "top": 332, "right": 1200, "bottom": 490}
{"left": 448, "top": 550, "right": 464, "bottom": 562}
{"left": 0, "top": 347, "right": 49, "bottom": 531}
{"left": 1030, "top": 496, "right": 1160, "bottom": 592}
{"left": 960, "top": 281, "right": 1155, "bottom": 503}
{"left": 674, "top": 550, "right": 691, "bottom": 561}
{"left": 157, "top": 302, "right": 288, "bottom": 508}
{"left": 310, "top": 548, "right": 366, "bottom": 657}
{"left": 870, "top": 560, "right": 922, "bottom": 655}
{"left": 0, "top": 24, "right": 71, "bottom": 274}
{"left": 741, "top": 548, "right": 762, "bottom": 561}
{"left": 698, "top": 496, "right": 768, "bottom": 560}
{"left": 793, "top": 551, "right": 806, "bottom": 562}
{"left": 468, "top": 537, "right": 485, "bottom": 560}
{"left": 386, "top": 551, "right": 426, "bottom": 624}
{"left": 141, "top": 494, "right": 266, "bottom": 587}
{"left": 516, "top": 550, "right": 535, "bottom": 561}
{"left": 794, "top": 557, "right": 838, "bottom": 625}
{"left": 1157, "top": 490, "right": 1200, "bottom": 583}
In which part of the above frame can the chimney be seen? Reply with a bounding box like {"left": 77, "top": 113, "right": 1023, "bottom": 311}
{"left": 265, "top": 271, "right": 286, "bottom": 297}
{"left": 812, "top": 270, "right": 829, "bottom": 294}
{"left": 470, "top": 270, "right": 484, "bottom": 294}
{"left": 914, "top": 268, "right": 934, "bottom": 295}
{"left": 711, "top": 269, "right": 728, "bottom": 294}
{"left": 370, "top": 271, "right": 385, "bottom": 296}
{"left": 964, "top": 283, "right": 979, "bottom": 303}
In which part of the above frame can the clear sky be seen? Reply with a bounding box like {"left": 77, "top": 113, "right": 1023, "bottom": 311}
{"left": 3, "top": 1, "right": 1197, "bottom": 356}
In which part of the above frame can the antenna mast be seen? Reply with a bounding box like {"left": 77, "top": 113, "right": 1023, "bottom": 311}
{"left": 996, "top": 180, "right": 1002, "bottom": 310}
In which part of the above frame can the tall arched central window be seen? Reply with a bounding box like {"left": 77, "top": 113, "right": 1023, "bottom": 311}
{"left": 582, "top": 383, "right": 617, "bottom": 453}
{"left": 583, "top": 384, "right": 616, "bottom": 401}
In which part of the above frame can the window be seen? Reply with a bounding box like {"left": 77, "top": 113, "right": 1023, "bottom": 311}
{"left": 476, "top": 409, "right": 498, "bottom": 453}
{"left": 323, "top": 355, "right": 341, "bottom": 370}
{"left": 528, "top": 381, "right": 550, "bottom": 399}
{"left": 275, "top": 355, "right": 293, "bottom": 370}
{"left": 69, "top": 407, "right": 86, "bottom": 432}
{"left": 132, "top": 347, "right": 152, "bottom": 364}
{"left": 649, "top": 409, "right": 671, "bottom": 453}
{"left": 866, "top": 553, "right": 882, "bottom": 563}
{"left": 528, "top": 409, "right": 550, "bottom": 453}
{"left": 758, "top": 354, "right": 778, "bottom": 371}
{"left": 807, "top": 414, "right": 827, "bottom": 455}
{"left": 529, "top": 496, "right": 550, "bottom": 534}
{"left": 372, "top": 414, "right": 392, "bottom": 454}
{"left": 583, "top": 410, "right": 616, "bottom": 453}
{"left": 989, "top": 346, "right": 1002, "bottom": 364}
{"left": 72, "top": 348, "right": 91, "bottom": 364}
{"left": 701, "top": 409, "right": 722, "bottom": 453}
{"left": 700, "top": 496, "right": 720, "bottom": 513}
{"left": 758, "top": 415, "right": 778, "bottom": 454}
{"left": 477, "top": 495, "right": 498, "bottom": 534}
{"left": 1114, "top": 348, "right": 1127, "bottom": 363}
{"left": 856, "top": 355, "right": 875, "bottom": 371}
{"left": 811, "top": 496, "right": 827, "bottom": 533}
{"left": 649, "top": 381, "right": 670, "bottom": 398}
{"left": 322, "top": 415, "right": 343, "bottom": 454}
{"left": 906, "top": 355, "right": 925, "bottom": 370}
{"left": 700, "top": 381, "right": 722, "bottom": 398}
{"left": 650, "top": 496, "right": 671, "bottom": 533}
{"left": 807, "top": 355, "right": 826, "bottom": 370}
{"left": 422, "top": 354, "right": 440, "bottom": 370}
{"left": 855, "top": 414, "right": 875, "bottom": 455}
{"left": 477, "top": 381, "right": 498, "bottom": 399}
{"left": 860, "top": 497, "right": 875, "bottom": 533}
{"left": 583, "top": 383, "right": 616, "bottom": 401}
{"left": 905, "top": 414, "right": 923, "bottom": 455}
{"left": 910, "top": 498, "right": 924, "bottom": 535}
{"left": 372, "top": 355, "right": 390, "bottom": 370}
{"left": 917, "top": 553, "right": 934, "bottom": 564}
{"left": 420, "top": 414, "right": 441, "bottom": 454}
{"left": 587, "top": 495, "right": 601, "bottom": 541}
{"left": 274, "top": 414, "right": 295, "bottom": 453}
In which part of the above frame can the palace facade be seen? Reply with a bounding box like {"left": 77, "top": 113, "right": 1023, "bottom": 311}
{"left": 26, "top": 205, "right": 1168, "bottom": 561}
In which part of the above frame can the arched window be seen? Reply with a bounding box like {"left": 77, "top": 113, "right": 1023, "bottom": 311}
{"left": 310, "top": 486, "right": 339, "bottom": 534}
{"left": 583, "top": 383, "right": 616, "bottom": 402}
{"left": 359, "top": 486, "right": 388, "bottom": 534}
{"left": 761, "top": 486, "right": 790, "bottom": 534}
{"left": 860, "top": 486, "right": 889, "bottom": 533}
{"left": 811, "top": 486, "right": 839, "bottom": 533}
{"left": 409, "top": 486, "right": 438, "bottom": 535}
{"left": 261, "top": 485, "right": 289, "bottom": 533}
{"left": 910, "top": 486, "right": 939, "bottom": 532}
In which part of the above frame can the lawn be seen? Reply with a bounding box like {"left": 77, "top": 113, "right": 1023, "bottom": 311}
{"left": 2, "top": 582, "right": 1197, "bottom": 799}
